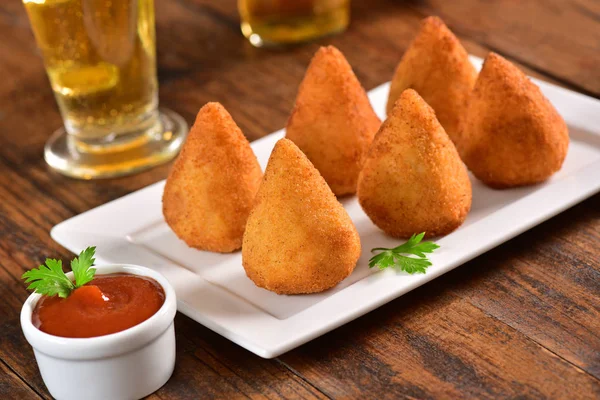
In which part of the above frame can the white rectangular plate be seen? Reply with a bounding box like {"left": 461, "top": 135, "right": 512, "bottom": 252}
{"left": 52, "top": 57, "right": 600, "bottom": 358}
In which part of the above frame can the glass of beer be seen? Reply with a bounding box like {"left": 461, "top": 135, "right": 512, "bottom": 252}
{"left": 238, "top": 0, "right": 350, "bottom": 47}
{"left": 23, "top": 0, "right": 187, "bottom": 179}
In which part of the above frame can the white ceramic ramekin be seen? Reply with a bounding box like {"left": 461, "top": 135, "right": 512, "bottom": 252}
{"left": 21, "top": 264, "right": 177, "bottom": 400}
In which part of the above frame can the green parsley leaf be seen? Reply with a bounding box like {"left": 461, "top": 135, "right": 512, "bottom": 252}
{"left": 71, "top": 246, "right": 96, "bottom": 287}
{"left": 22, "top": 259, "right": 75, "bottom": 298}
{"left": 22, "top": 247, "right": 97, "bottom": 298}
{"left": 369, "top": 250, "right": 396, "bottom": 269}
{"left": 369, "top": 233, "right": 439, "bottom": 274}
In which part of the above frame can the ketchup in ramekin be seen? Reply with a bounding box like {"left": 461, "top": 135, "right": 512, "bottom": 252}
{"left": 32, "top": 273, "right": 165, "bottom": 338}
{"left": 22, "top": 264, "right": 177, "bottom": 400}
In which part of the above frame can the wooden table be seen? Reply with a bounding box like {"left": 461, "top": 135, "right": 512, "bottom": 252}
{"left": 1, "top": 0, "right": 599, "bottom": 398}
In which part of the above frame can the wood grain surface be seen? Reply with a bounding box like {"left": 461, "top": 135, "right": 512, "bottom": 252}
{"left": 1, "top": 0, "right": 599, "bottom": 399}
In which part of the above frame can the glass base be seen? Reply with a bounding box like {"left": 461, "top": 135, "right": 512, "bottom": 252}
{"left": 242, "top": 24, "right": 347, "bottom": 48}
{"left": 44, "top": 108, "right": 188, "bottom": 180}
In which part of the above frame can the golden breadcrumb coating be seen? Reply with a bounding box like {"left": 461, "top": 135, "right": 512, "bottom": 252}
{"left": 242, "top": 138, "right": 361, "bottom": 294}
{"left": 358, "top": 89, "right": 472, "bottom": 238}
{"left": 387, "top": 16, "right": 476, "bottom": 147}
{"left": 163, "top": 102, "right": 262, "bottom": 252}
{"left": 286, "top": 46, "right": 381, "bottom": 196}
{"left": 458, "top": 53, "right": 569, "bottom": 188}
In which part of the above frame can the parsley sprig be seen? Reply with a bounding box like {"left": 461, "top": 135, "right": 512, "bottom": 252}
{"left": 369, "top": 233, "right": 439, "bottom": 274}
{"left": 22, "top": 247, "right": 97, "bottom": 298}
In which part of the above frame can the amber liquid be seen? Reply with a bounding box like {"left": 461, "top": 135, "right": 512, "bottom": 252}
{"left": 24, "top": 0, "right": 158, "bottom": 141}
{"left": 239, "top": 0, "right": 349, "bottom": 46}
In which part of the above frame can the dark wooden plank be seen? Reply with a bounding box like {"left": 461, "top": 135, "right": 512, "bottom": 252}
{"left": 0, "top": 320, "right": 51, "bottom": 400}
{"left": 444, "top": 194, "right": 600, "bottom": 378}
{"left": 0, "top": 360, "right": 42, "bottom": 400}
{"left": 0, "top": 264, "right": 25, "bottom": 321}
{"left": 154, "top": 314, "right": 328, "bottom": 400}
{"left": 280, "top": 288, "right": 600, "bottom": 399}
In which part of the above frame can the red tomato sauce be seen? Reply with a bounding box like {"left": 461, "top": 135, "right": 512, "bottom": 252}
{"left": 32, "top": 273, "right": 165, "bottom": 338}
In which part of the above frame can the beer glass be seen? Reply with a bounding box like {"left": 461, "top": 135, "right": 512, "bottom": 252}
{"left": 23, "top": 0, "right": 187, "bottom": 179}
{"left": 239, "top": 0, "right": 350, "bottom": 47}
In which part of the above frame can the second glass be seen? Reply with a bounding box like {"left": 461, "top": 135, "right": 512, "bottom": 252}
{"left": 239, "top": 0, "right": 350, "bottom": 47}
{"left": 24, "top": 0, "right": 187, "bottom": 179}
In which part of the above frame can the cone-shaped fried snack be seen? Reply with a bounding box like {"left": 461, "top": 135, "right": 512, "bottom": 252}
{"left": 358, "top": 89, "right": 472, "bottom": 238}
{"left": 286, "top": 46, "right": 381, "bottom": 196}
{"left": 242, "top": 139, "right": 361, "bottom": 294}
{"left": 386, "top": 16, "right": 476, "bottom": 146}
{"left": 458, "top": 53, "right": 569, "bottom": 188}
{"left": 163, "top": 102, "right": 262, "bottom": 253}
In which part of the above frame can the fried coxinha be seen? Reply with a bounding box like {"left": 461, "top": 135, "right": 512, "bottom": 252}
{"left": 286, "top": 46, "right": 381, "bottom": 196}
{"left": 387, "top": 16, "right": 476, "bottom": 148}
{"left": 458, "top": 53, "right": 569, "bottom": 188}
{"left": 163, "top": 102, "right": 262, "bottom": 253}
{"left": 242, "top": 139, "right": 361, "bottom": 294}
{"left": 358, "top": 89, "right": 472, "bottom": 238}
